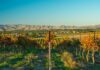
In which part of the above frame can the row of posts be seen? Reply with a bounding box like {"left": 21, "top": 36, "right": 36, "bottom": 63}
{"left": 48, "top": 30, "right": 96, "bottom": 70}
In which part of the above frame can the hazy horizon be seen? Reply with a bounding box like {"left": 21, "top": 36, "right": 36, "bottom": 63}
{"left": 1, "top": 0, "right": 100, "bottom": 26}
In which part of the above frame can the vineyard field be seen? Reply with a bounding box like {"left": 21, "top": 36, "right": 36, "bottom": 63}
{"left": 0, "top": 30, "right": 100, "bottom": 70}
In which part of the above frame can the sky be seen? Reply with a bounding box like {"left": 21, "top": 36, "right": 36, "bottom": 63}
{"left": 0, "top": 0, "right": 100, "bottom": 26}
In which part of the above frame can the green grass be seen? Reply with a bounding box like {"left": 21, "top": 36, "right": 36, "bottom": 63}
{"left": 0, "top": 61, "right": 8, "bottom": 68}
{"left": 12, "top": 61, "right": 26, "bottom": 68}
{"left": 0, "top": 48, "right": 99, "bottom": 70}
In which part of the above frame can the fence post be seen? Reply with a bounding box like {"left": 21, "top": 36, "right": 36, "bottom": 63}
{"left": 48, "top": 31, "right": 51, "bottom": 70}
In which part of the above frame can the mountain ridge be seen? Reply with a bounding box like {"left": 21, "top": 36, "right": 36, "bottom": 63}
{"left": 0, "top": 24, "right": 100, "bottom": 31}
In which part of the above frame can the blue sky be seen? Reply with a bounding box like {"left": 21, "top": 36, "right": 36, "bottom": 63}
{"left": 0, "top": 0, "right": 100, "bottom": 26}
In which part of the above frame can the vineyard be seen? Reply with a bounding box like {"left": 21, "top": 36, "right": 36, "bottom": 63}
{"left": 0, "top": 30, "right": 100, "bottom": 70}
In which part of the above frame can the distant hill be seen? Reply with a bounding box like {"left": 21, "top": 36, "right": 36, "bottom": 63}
{"left": 0, "top": 24, "right": 100, "bottom": 31}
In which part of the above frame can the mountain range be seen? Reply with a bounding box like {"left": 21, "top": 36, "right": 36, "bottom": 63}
{"left": 0, "top": 24, "right": 100, "bottom": 31}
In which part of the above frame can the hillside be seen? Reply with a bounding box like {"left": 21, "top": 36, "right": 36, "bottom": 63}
{"left": 0, "top": 24, "right": 100, "bottom": 31}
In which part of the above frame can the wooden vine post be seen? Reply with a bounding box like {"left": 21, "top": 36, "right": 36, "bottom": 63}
{"left": 48, "top": 30, "right": 51, "bottom": 70}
